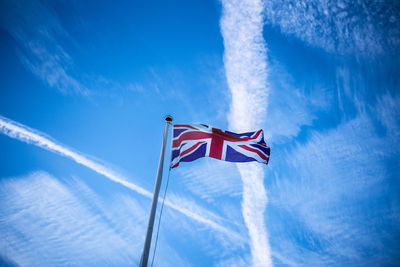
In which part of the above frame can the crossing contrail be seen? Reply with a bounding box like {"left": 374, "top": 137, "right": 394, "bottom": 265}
{"left": 0, "top": 115, "right": 241, "bottom": 240}
{"left": 220, "top": 0, "right": 272, "bottom": 266}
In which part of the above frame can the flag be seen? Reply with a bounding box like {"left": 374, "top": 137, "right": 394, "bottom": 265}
{"left": 170, "top": 124, "right": 270, "bottom": 168}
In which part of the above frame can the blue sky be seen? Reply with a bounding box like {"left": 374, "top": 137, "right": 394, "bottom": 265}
{"left": 0, "top": 0, "right": 399, "bottom": 266}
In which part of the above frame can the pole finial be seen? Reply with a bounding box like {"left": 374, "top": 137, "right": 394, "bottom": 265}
{"left": 165, "top": 115, "right": 173, "bottom": 122}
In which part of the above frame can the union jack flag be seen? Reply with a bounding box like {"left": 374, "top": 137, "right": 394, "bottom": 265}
{"left": 170, "top": 124, "right": 270, "bottom": 168}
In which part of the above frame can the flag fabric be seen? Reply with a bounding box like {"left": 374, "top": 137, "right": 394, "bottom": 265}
{"left": 170, "top": 124, "right": 270, "bottom": 168}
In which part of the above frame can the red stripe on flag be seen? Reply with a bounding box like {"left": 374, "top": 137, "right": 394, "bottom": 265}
{"left": 238, "top": 144, "right": 268, "bottom": 161}
{"left": 172, "top": 131, "right": 212, "bottom": 147}
{"left": 252, "top": 130, "right": 262, "bottom": 140}
{"left": 209, "top": 134, "right": 223, "bottom": 160}
{"left": 180, "top": 141, "right": 205, "bottom": 157}
{"left": 211, "top": 128, "right": 242, "bottom": 141}
{"left": 171, "top": 162, "right": 179, "bottom": 168}
{"left": 211, "top": 128, "right": 262, "bottom": 142}
{"left": 173, "top": 125, "right": 199, "bottom": 130}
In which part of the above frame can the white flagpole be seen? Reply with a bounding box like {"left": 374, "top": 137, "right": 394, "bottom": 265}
{"left": 140, "top": 115, "right": 173, "bottom": 267}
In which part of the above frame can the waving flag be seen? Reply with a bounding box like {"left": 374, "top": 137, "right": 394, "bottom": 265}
{"left": 171, "top": 124, "right": 270, "bottom": 168}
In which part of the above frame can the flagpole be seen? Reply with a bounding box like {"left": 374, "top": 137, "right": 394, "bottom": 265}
{"left": 140, "top": 115, "right": 173, "bottom": 267}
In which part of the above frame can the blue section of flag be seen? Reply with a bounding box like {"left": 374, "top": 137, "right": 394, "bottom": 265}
{"left": 250, "top": 143, "right": 270, "bottom": 155}
{"left": 171, "top": 124, "right": 270, "bottom": 168}
{"left": 180, "top": 143, "right": 207, "bottom": 162}
{"left": 225, "top": 131, "right": 254, "bottom": 137}
{"left": 171, "top": 148, "right": 181, "bottom": 159}
{"left": 173, "top": 128, "right": 187, "bottom": 138}
{"left": 225, "top": 146, "right": 255, "bottom": 162}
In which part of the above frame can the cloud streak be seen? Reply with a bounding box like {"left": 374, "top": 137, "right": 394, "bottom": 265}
{"left": 0, "top": 171, "right": 136, "bottom": 266}
{"left": 0, "top": 115, "right": 240, "bottom": 240}
{"left": 220, "top": 0, "right": 272, "bottom": 266}
{"left": 0, "top": 0, "right": 90, "bottom": 95}
{"left": 263, "top": 0, "right": 400, "bottom": 56}
{"left": 0, "top": 171, "right": 193, "bottom": 266}
{"left": 0, "top": 0, "right": 141, "bottom": 99}
{"left": 266, "top": 102, "right": 400, "bottom": 265}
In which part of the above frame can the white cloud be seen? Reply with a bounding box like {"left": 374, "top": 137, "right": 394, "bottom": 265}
{"left": 0, "top": 115, "right": 151, "bottom": 197}
{"left": 220, "top": 0, "right": 272, "bottom": 266}
{"left": 266, "top": 101, "right": 400, "bottom": 265}
{"left": 0, "top": 0, "right": 90, "bottom": 95}
{"left": 0, "top": 171, "right": 137, "bottom": 266}
{"left": 263, "top": 59, "right": 331, "bottom": 143}
{"left": 263, "top": 0, "right": 400, "bottom": 56}
{"left": 0, "top": 115, "right": 240, "bottom": 240}
{"left": 215, "top": 255, "right": 250, "bottom": 267}
{"left": 0, "top": 171, "right": 193, "bottom": 266}
{"left": 0, "top": 0, "right": 147, "bottom": 99}
{"left": 375, "top": 93, "right": 400, "bottom": 144}
{"left": 176, "top": 158, "right": 243, "bottom": 201}
{"left": 18, "top": 42, "right": 89, "bottom": 96}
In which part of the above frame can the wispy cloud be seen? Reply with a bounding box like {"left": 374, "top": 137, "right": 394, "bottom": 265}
{"left": 176, "top": 159, "right": 243, "bottom": 201}
{"left": 0, "top": 171, "right": 136, "bottom": 266}
{"left": 263, "top": 59, "right": 327, "bottom": 143}
{"left": 219, "top": 1, "right": 399, "bottom": 265}
{"left": 263, "top": 0, "right": 400, "bottom": 56}
{"left": 220, "top": 0, "right": 272, "bottom": 266}
{"left": 375, "top": 93, "right": 400, "bottom": 143}
{"left": 0, "top": 115, "right": 241, "bottom": 240}
{"left": 0, "top": 0, "right": 147, "bottom": 99}
{"left": 0, "top": 0, "right": 90, "bottom": 95}
{"left": 0, "top": 171, "right": 191, "bottom": 266}
{"left": 0, "top": 115, "right": 151, "bottom": 197}
{"left": 266, "top": 95, "right": 400, "bottom": 265}
{"left": 18, "top": 42, "right": 89, "bottom": 96}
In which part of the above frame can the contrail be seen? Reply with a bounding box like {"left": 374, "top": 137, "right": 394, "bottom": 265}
{"left": 220, "top": 0, "right": 272, "bottom": 266}
{"left": 0, "top": 115, "right": 240, "bottom": 239}
{"left": 0, "top": 115, "right": 152, "bottom": 197}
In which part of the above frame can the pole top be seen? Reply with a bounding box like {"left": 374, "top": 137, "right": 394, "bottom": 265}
{"left": 165, "top": 115, "right": 173, "bottom": 122}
